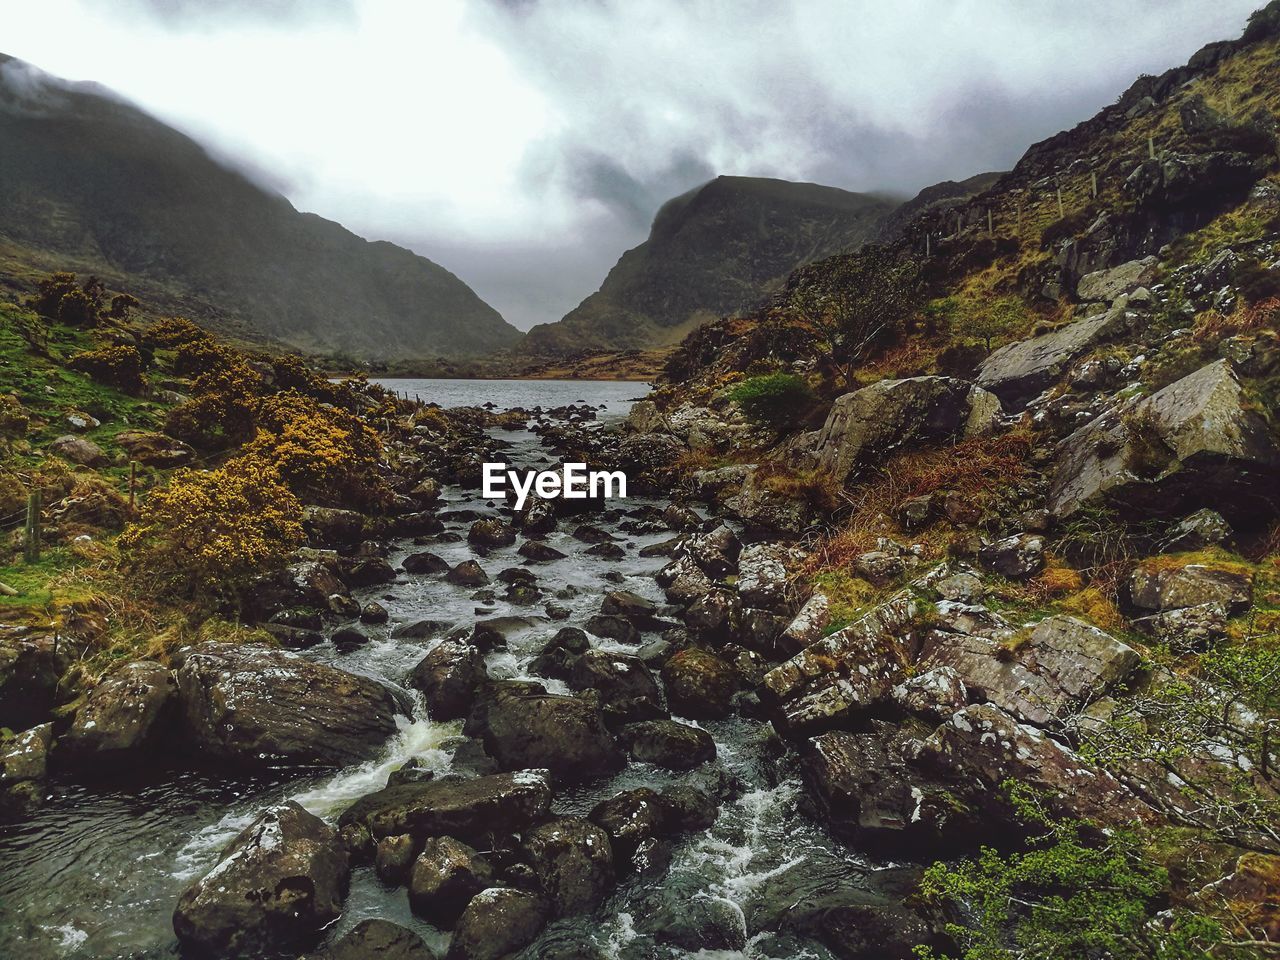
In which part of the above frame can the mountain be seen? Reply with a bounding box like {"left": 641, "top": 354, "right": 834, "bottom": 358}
{"left": 522, "top": 176, "right": 902, "bottom": 355}
{"left": 0, "top": 54, "right": 520, "bottom": 359}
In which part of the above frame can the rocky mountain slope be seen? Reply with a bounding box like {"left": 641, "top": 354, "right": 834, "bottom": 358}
{"left": 523, "top": 176, "right": 902, "bottom": 355}
{"left": 0, "top": 54, "right": 520, "bottom": 360}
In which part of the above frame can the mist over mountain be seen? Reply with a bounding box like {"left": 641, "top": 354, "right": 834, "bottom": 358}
{"left": 0, "top": 54, "right": 520, "bottom": 359}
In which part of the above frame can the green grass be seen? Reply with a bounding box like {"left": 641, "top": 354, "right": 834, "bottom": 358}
{"left": 0, "top": 548, "right": 77, "bottom": 609}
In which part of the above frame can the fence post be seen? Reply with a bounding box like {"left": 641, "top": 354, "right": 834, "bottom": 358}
{"left": 24, "top": 490, "right": 41, "bottom": 563}
{"left": 1148, "top": 135, "right": 1156, "bottom": 160}
{"left": 925, "top": 232, "right": 931, "bottom": 257}
{"left": 1090, "top": 171, "right": 1098, "bottom": 198}
{"left": 987, "top": 209, "right": 994, "bottom": 236}
{"left": 128, "top": 461, "right": 137, "bottom": 512}
{"left": 1056, "top": 185, "right": 1065, "bottom": 219}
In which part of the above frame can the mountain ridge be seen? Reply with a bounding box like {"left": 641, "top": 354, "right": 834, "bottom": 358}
{"left": 0, "top": 54, "right": 520, "bottom": 360}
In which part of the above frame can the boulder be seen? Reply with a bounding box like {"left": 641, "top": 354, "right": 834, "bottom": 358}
{"left": 445, "top": 888, "right": 549, "bottom": 960}
{"left": 374, "top": 834, "right": 416, "bottom": 884}
{"left": 891, "top": 667, "right": 969, "bottom": 719}
{"left": 303, "top": 507, "right": 367, "bottom": 548}
{"left": 114, "top": 429, "right": 196, "bottom": 467}
{"left": 680, "top": 524, "right": 741, "bottom": 578}
{"left": 50, "top": 434, "right": 107, "bottom": 466}
{"left": 736, "top": 542, "right": 791, "bottom": 608}
{"left": 804, "top": 377, "right": 999, "bottom": 482}
{"left": 583, "top": 614, "right": 639, "bottom": 644}
{"left": 517, "top": 540, "right": 566, "bottom": 563}
{"left": 409, "top": 836, "right": 495, "bottom": 927}
{"left": 1075, "top": 256, "right": 1158, "bottom": 302}
{"left": 0, "top": 722, "right": 52, "bottom": 816}
{"left": 361, "top": 601, "right": 390, "bottom": 624}
{"left": 464, "top": 683, "right": 624, "bottom": 782}
{"left": 763, "top": 592, "right": 921, "bottom": 732}
{"left": 468, "top": 519, "right": 516, "bottom": 548}
{"left": 177, "top": 643, "right": 401, "bottom": 768}
{"left": 521, "top": 817, "right": 615, "bottom": 916}
{"left": 600, "top": 589, "right": 657, "bottom": 622}
{"left": 447, "top": 560, "right": 490, "bottom": 587}
{"left": 61, "top": 660, "right": 176, "bottom": 767}
{"left": 657, "top": 555, "right": 716, "bottom": 605}
{"left": 778, "top": 592, "right": 832, "bottom": 654}
{"left": 403, "top": 551, "right": 450, "bottom": 574}
{"left": 407, "top": 641, "right": 486, "bottom": 722}
{"left": 1135, "top": 602, "right": 1230, "bottom": 650}
{"left": 854, "top": 550, "right": 906, "bottom": 586}
{"left": 920, "top": 614, "right": 1140, "bottom": 727}
{"left": 977, "top": 303, "right": 1127, "bottom": 409}
{"left": 0, "top": 635, "right": 68, "bottom": 731}
{"left": 528, "top": 627, "right": 591, "bottom": 680}
{"left": 723, "top": 468, "right": 813, "bottom": 539}
{"left": 919, "top": 704, "right": 1157, "bottom": 828}
{"left": 682, "top": 589, "right": 741, "bottom": 642}
{"left": 619, "top": 719, "right": 716, "bottom": 770}
{"left": 303, "top": 919, "right": 436, "bottom": 960}
{"left": 661, "top": 648, "right": 738, "bottom": 719}
{"left": 339, "top": 555, "right": 397, "bottom": 588}
{"left": 568, "top": 650, "right": 663, "bottom": 723}
{"left": 339, "top": 769, "right": 552, "bottom": 842}
{"left": 1164, "top": 508, "right": 1233, "bottom": 551}
{"left": 1048, "top": 360, "right": 1280, "bottom": 523}
{"left": 1129, "top": 560, "right": 1252, "bottom": 614}
{"left": 173, "top": 802, "right": 350, "bottom": 959}
{"left": 589, "top": 788, "right": 674, "bottom": 865}
{"left": 977, "top": 534, "right": 1045, "bottom": 579}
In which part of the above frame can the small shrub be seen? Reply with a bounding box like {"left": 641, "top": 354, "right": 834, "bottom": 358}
{"left": 32, "top": 272, "right": 102, "bottom": 326}
{"left": 145, "top": 316, "right": 211, "bottom": 349}
{"left": 119, "top": 456, "right": 304, "bottom": 602}
{"left": 1122, "top": 408, "right": 1174, "bottom": 479}
{"left": 67, "top": 345, "right": 146, "bottom": 395}
{"left": 728, "top": 373, "right": 816, "bottom": 428}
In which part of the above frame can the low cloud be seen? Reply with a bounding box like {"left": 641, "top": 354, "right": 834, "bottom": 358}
{"left": 1, "top": 0, "right": 1263, "bottom": 329}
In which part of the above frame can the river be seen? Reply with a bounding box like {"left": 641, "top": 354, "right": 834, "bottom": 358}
{"left": 0, "top": 379, "right": 882, "bottom": 960}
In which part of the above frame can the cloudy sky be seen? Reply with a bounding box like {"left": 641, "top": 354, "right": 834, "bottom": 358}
{"left": 3, "top": 0, "right": 1263, "bottom": 329}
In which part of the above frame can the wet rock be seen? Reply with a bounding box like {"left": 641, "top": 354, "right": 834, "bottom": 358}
{"left": 263, "top": 623, "right": 325, "bottom": 649}
{"left": 683, "top": 589, "right": 741, "bottom": 641}
{"left": 114, "top": 429, "right": 196, "bottom": 467}
{"left": 392, "top": 619, "right": 459, "bottom": 642}
{"left": 663, "top": 503, "right": 705, "bottom": 532}
{"left": 173, "top": 802, "right": 350, "bottom": 959}
{"left": 891, "top": 666, "right": 968, "bottom": 719}
{"left": 571, "top": 524, "right": 614, "bottom": 545}
{"left": 619, "top": 719, "right": 716, "bottom": 770}
{"left": 585, "top": 542, "right": 625, "bottom": 561}
{"left": 0, "top": 722, "right": 52, "bottom": 816}
{"left": 977, "top": 533, "right": 1045, "bottom": 579}
{"left": 528, "top": 627, "right": 591, "bottom": 680}
{"left": 633, "top": 870, "right": 746, "bottom": 952}
{"left": 0, "top": 635, "right": 68, "bottom": 731}
{"left": 583, "top": 613, "right": 639, "bottom": 644}
{"left": 303, "top": 507, "right": 367, "bottom": 548}
{"left": 403, "top": 551, "right": 450, "bottom": 574}
{"left": 600, "top": 590, "right": 657, "bottom": 622}
{"left": 447, "top": 560, "right": 490, "bottom": 587}
{"left": 921, "top": 614, "right": 1140, "bottom": 727}
{"left": 739, "top": 607, "right": 788, "bottom": 652}
{"left": 303, "top": 919, "right": 437, "bottom": 960}
{"left": 518, "top": 540, "right": 566, "bottom": 563}
{"left": 568, "top": 650, "right": 663, "bottom": 724}
{"left": 589, "top": 788, "right": 674, "bottom": 866}
{"left": 657, "top": 554, "right": 716, "bottom": 605}
{"left": 445, "top": 888, "right": 549, "bottom": 960}
{"left": 177, "top": 643, "right": 401, "bottom": 768}
{"left": 680, "top": 524, "right": 740, "bottom": 577}
{"left": 522, "top": 817, "right": 614, "bottom": 916}
{"left": 920, "top": 704, "right": 1158, "bottom": 828}
{"left": 661, "top": 784, "right": 719, "bottom": 831}
{"left": 246, "top": 560, "right": 347, "bottom": 622}
{"left": 804, "top": 377, "right": 998, "bottom": 482}
{"left": 339, "top": 770, "right": 552, "bottom": 842}
{"left": 1129, "top": 560, "right": 1252, "bottom": 614}
{"left": 736, "top": 542, "right": 791, "bottom": 607}
{"left": 1048, "top": 360, "right": 1280, "bottom": 523}
{"left": 375, "top": 833, "right": 417, "bottom": 884}
{"left": 464, "top": 683, "right": 624, "bottom": 782}
{"left": 331, "top": 626, "right": 369, "bottom": 652}
{"left": 361, "top": 601, "right": 389, "bottom": 624}
{"left": 50, "top": 434, "right": 107, "bottom": 466}
{"left": 763, "top": 591, "right": 921, "bottom": 732}
{"left": 517, "top": 497, "right": 557, "bottom": 537}
{"left": 782, "top": 882, "right": 941, "bottom": 960}
{"left": 340, "top": 555, "right": 398, "bottom": 588}
{"left": 468, "top": 519, "right": 517, "bottom": 548}
{"left": 409, "top": 478, "right": 443, "bottom": 507}
{"left": 61, "top": 660, "right": 176, "bottom": 768}
{"left": 661, "top": 648, "right": 738, "bottom": 719}
{"left": 392, "top": 512, "right": 446, "bottom": 536}
{"left": 408, "top": 640, "right": 486, "bottom": 722}
{"left": 409, "top": 836, "right": 495, "bottom": 927}
{"left": 977, "top": 304, "right": 1127, "bottom": 409}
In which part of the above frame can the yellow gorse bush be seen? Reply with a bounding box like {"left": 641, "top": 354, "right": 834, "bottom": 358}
{"left": 119, "top": 455, "right": 304, "bottom": 602}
